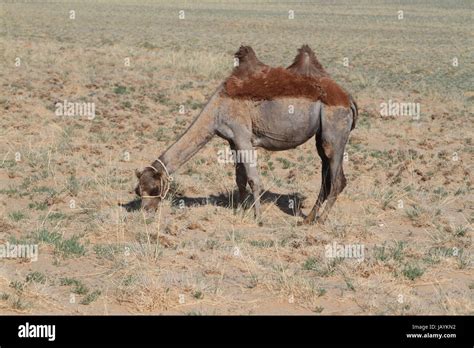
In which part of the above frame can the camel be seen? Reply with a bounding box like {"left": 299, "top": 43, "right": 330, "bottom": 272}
{"left": 134, "top": 45, "right": 358, "bottom": 224}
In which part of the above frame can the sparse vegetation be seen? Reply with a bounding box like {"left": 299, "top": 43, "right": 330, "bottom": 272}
{"left": 9, "top": 211, "right": 26, "bottom": 222}
{"left": 26, "top": 272, "right": 46, "bottom": 284}
{"left": 9, "top": 281, "right": 25, "bottom": 293}
{"left": 60, "top": 278, "right": 89, "bottom": 295}
{"left": 0, "top": 0, "right": 470, "bottom": 315}
{"left": 402, "top": 264, "right": 424, "bottom": 281}
{"left": 80, "top": 290, "right": 101, "bottom": 305}
{"left": 36, "top": 229, "right": 86, "bottom": 257}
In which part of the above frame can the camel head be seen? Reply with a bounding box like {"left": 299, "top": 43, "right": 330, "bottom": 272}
{"left": 134, "top": 167, "right": 168, "bottom": 211}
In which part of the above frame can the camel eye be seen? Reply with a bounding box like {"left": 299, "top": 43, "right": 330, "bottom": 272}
{"left": 149, "top": 187, "right": 161, "bottom": 197}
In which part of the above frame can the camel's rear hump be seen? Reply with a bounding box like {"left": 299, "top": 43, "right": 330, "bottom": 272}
{"left": 287, "top": 44, "right": 329, "bottom": 78}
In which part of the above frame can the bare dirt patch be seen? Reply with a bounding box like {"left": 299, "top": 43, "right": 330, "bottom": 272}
{"left": 0, "top": 0, "right": 472, "bottom": 314}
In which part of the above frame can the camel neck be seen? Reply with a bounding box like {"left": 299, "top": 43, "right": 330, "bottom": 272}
{"left": 156, "top": 92, "right": 219, "bottom": 174}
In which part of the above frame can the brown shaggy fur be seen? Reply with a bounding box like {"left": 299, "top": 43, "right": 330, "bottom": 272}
{"left": 318, "top": 77, "right": 351, "bottom": 108}
{"left": 225, "top": 67, "right": 323, "bottom": 101}
{"left": 223, "top": 45, "right": 350, "bottom": 107}
{"left": 287, "top": 44, "right": 329, "bottom": 78}
{"left": 224, "top": 68, "right": 349, "bottom": 107}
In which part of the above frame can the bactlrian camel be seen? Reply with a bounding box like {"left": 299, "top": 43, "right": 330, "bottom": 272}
{"left": 134, "top": 45, "right": 358, "bottom": 224}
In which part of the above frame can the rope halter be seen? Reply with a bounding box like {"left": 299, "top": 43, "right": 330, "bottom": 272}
{"left": 140, "top": 159, "right": 174, "bottom": 200}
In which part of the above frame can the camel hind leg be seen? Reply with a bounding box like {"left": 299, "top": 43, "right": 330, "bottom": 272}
{"left": 317, "top": 106, "right": 352, "bottom": 223}
{"left": 303, "top": 135, "right": 331, "bottom": 224}
{"left": 304, "top": 106, "right": 352, "bottom": 224}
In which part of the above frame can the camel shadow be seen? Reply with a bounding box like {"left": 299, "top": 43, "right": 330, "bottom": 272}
{"left": 120, "top": 190, "right": 305, "bottom": 217}
{"left": 120, "top": 199, "right": 142, "bottom": 212}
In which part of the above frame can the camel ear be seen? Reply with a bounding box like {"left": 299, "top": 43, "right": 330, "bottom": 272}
{"left": 135, "top": 169, "right": 143, "bottom": 179}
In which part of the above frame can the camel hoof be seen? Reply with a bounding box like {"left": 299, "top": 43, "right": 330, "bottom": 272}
{"left": 299, "top": 218, "right": 315, "bottom": 226}
{"left": 141, "top": 210, "right": 156, "bottom": 220}
{"left": 316, "top": 215, "right": 327, "bottom": 225}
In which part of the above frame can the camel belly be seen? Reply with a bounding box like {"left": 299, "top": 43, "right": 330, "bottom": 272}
{"left": 251, "top": 99, "right": 321, "bottom": 150}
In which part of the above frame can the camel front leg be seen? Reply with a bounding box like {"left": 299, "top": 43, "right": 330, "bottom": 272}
{"left": 233, "top": 139, "right": 261, "bottom": 220}
{"left": 245, "top": 162, "right": 261, "bottom": 220}
{"left": 229, "top": 142, "right": 248, "bottom": 206}
{"left": 304, "top": 135, "right": 331, "bottom": 224}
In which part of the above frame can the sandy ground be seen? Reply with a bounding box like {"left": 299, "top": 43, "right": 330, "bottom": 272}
{"left": 0, "top": 0, "right": 472, "bottom": 314}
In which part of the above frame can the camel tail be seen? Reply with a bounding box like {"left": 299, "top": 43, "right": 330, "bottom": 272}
{"left": 349, "top": 96, "right": 358, "bottom": 130}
